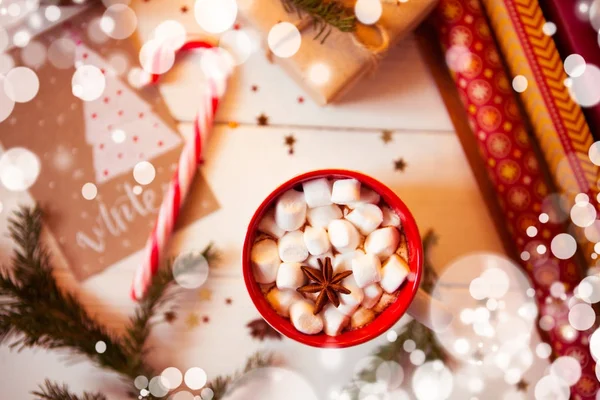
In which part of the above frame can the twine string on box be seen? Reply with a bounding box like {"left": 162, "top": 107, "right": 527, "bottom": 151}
{"left": 266, "top": 0, "right": 391, "bottom": 73}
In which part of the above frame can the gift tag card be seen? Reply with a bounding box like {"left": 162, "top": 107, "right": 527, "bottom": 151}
{"left": 1, "top": 7, "right": 219, "bottom": 280}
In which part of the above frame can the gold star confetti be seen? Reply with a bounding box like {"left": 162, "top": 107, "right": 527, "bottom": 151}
{"left": 257, "top": 113, "right": 269, "bottom": 126}
{"left": 394, "top": 158, "right": 407, "bottom": 172}
{"left": 516, "top": 379, "right": 529, "bottom": 392}
{"left": 198, "top": 288, "right": 212, "bottom": 301}
{"left": 185, "top": 313, "right": 200, "bottom": 329}
{"left": 381, "top": 130, "right": 393, "bottom": 144}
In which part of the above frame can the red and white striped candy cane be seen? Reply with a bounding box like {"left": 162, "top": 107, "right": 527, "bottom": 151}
{"left": 131, "top": 40, "right": 230, "bottom": 300}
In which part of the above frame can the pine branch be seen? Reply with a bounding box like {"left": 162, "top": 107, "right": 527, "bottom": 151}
{"left": 32, "top": 380, "right": 106, "bottom": 400}
{"left": 0, "top": 207, "right": 132, "bottom": 375}
{"left": 0, "top": 206, "right": 219, "bottom": 400}
{"left": 121, "top": 244, "right": 218, "bottom": 377}
{"left": 207, "top": 351, "right": 276, "bottom": 399}
{"left": 420, "top": 230, "right": 439, "bottom": 294}
{"left": 343, "top": 230, "right": 448, "bottom": 398}
{"left": 280, "top": 0, "right": 356, "bottom": 42}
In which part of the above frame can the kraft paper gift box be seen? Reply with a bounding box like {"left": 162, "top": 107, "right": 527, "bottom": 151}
{"left": 241, "top": 0, "right": 438, "bottom": 105}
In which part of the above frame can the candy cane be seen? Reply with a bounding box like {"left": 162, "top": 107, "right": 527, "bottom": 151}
{"left": 131, "top": 40, "right": 230, "bottom": 300}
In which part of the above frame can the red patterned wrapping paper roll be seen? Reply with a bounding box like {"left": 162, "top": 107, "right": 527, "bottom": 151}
{"left": 432, "top": 0, "right": 598, "bottom": 397}
{"left": 539, "top": 0, "right": 600, "bottom": 140}
{"left": 480, "top": 0, "right": 600, "bottom": 266}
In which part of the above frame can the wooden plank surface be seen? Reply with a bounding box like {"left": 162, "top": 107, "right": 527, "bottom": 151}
{"left": 0, "top": 2, "right": 543, "bottom": 399}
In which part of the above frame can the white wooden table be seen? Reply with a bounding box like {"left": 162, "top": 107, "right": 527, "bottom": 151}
{"left": 0, "top": 2, "right": 547, "bottom": 399}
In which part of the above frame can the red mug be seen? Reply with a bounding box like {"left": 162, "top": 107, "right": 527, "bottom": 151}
{"left": 242, "top": 169, "right": 451, "bottom": 348}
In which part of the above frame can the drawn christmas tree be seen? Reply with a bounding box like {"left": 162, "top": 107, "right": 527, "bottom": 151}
{"left": 75, "top": 44, "right": 181, "bottom": 184}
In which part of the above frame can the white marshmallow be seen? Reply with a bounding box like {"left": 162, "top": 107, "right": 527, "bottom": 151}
{"left": 381, "top": 206, "right": 401, "bottom": 228}
{"left": 275, "top": 189, "right": 307, "bottom": 231}
{"left": 365, "top": 227, "right": 401, "bottom": 260}
{"left": 251, "top": 239, "right": 280, "bottom": 284}
{"left": 380, "top": 254, "right": 410, "bottom": 293}
{"left": 328, "top": 219, "right": 361, "bottom": 253}
{"left": 350, "top": 307, "right": 375, "bottom": 330}
{"left": 303, "top": 226, "right": 331, "bottom": 256}
{"left": 321, "top": 304, "right": 350, "bottom": 336}
{"left": 346, "top": 203, "right": 384, "bottom": 235}
{"left": 276, "top": 262, "right": 306, "bottom": 289}
{"left": 347, "top": 187, "right": 381, "bottom": 209}
{"left": 331, "top": 179, "right": 361, "bottom": 204}
{"left": 302, "top": 178, "right": 333, "bottom": 208}
{"left": 362, "top": 283, "right": 383, "bottom": 309}
{"left": 307, "top": 251, "right": 334, "bottom": 270}
{"left": 337, "top": 278, "right": 364, "bottom": 316}
{"left": 258, "top": 209, "right": 286, "bottom": 239}
{"left": 290, "top": 300, "right": 324, "bottom": 335}
{"left": 333, "top": 249, "right": 365, "bottom": 274}
{"left": 278, "top": 231, "right": 309, "bottom": 262}
{"left": 352, "top": 253, "right": 382, "bottom": 288}
{"left": 266, "top": 288, "right": 301, "bottom": 317}
{"left": 307, "top": 204, "right": 343, "bottom": 228}
{"left": 373, "top": 292, "right": 397, "bottom": 313}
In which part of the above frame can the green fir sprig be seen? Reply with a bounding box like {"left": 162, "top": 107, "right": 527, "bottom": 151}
{"left": 207, "top": 351, "right": 277, "bottom": 398}
{"left": 344, "top": 230, "right": 448, "bottom": 398}
{"left": 281, "top": 0, "right": 356, "bottom": 42}
{"left": 0, "top": 206, "right": 272, "bottom": 400}
{"left": 32, "top": 381, "right": 107, "bottom": 400}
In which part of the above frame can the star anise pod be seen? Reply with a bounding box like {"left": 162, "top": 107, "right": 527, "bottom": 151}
{"left": 247, "top": 318, "right": 282, "bottom": 341}
{"left": 297, "top": 257, "right": 353, "bottom": 314}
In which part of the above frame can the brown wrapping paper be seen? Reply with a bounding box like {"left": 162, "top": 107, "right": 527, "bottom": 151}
{"left": 242, "top": 0, "right": 438, "bottom": 104}
{"left": 1, "top": 7, "right": 220, "bottom": 280}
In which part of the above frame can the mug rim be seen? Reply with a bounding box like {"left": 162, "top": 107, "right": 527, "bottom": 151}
{"left": 242, "top": 169, "right": 423, "bottom": 348}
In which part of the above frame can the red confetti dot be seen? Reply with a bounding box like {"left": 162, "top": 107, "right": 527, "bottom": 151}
{"left": 99, "top": 143, "right": 104, "bottom": 150}
{"left": 82, "top": 53, "right": 88, "bottom": 59}
{"left": 202, "top": 316, "right": 210, "bottom": 323}
{"left": 118, "top": 110, "right": 124, "bottom": 116}
{"left": 138, "top": 112, "right": 144, "bottom": 118}
{"left": 91, "top": 113, "right": 97, "bottom": 119}
{"left": 103, "top": 97, "right": 110, "bottom": 103}
{"left": 103, "top": 170, "right": 109, "bottom": 176}
{"left": 297, "top": 96, "right": 304, "bottom": 104}
{"left": 133, "top": 136, "right": 139, "bottom": 142}
{"left": 234, "top": 23, "right": 241, "bottom": 30}
{"left": 225, "top": 298, "right": 232, "bottom": 305}
{"left": 158, "top": 140, "right": 163, "bottom": 147}
{"left": 117, "top": 153, "right": 123, "bottom": 159}
{"left": 116, "top": 90, "right": 122, "bottom": 96}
